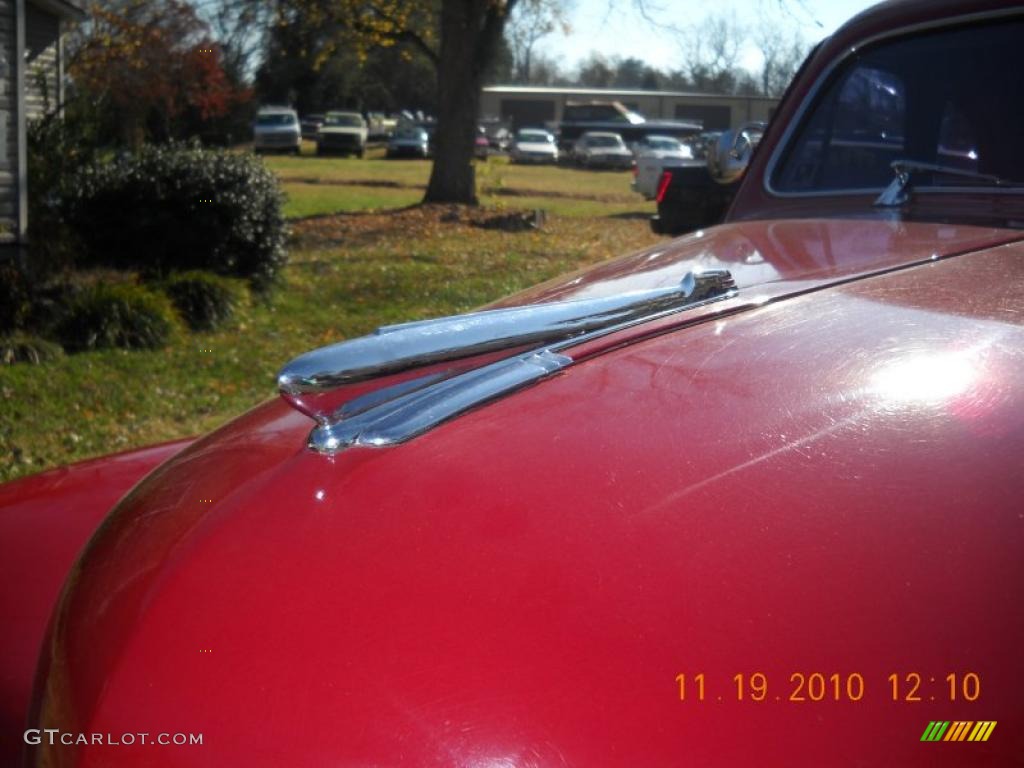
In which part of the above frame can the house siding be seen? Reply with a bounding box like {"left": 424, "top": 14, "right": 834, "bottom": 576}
{"left": 0, "top": 0, "right": 17, "bottom": 237}
{"left": 25, "top": 1, "right": 58, "bottom": 119}
{"left": 0, "top": 0, "right": 71, "bottom": 245}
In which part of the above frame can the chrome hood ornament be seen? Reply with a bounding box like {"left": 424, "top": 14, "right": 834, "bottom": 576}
{"left": 277, "top": 270, "right": 737, "bottom": 453}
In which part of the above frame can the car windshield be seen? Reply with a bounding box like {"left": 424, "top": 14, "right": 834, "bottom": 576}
{"left": 257, "top": 113, "right": 295, "bottom": 126}
{"left": 518, "top": 131, "right": 552, "bottom": 143}
{"left": 324, "top": 114, "right": 362, "bottom": 127}
{"left": 395, "top": 128, "right": 425, "bottom": 140}
{"left": 588, "top": 136, "right": 622, "bottom": 148}
{"left": 773, "top": 19, "right": 1024, "bottom": 194}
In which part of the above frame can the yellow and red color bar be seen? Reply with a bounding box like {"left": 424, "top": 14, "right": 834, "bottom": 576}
{"left": 921, "top": 721, "right": 997, "bottom": 742}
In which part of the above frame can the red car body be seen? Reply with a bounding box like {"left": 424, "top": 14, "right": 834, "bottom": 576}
{"left": 4, "top": 1, "right": 1024, "bottom": 766}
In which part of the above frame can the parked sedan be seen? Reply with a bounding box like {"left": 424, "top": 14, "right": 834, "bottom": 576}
{"left": 252, "top": 107, "right": 301, "bottom": 154}
{"left": 316, "top": 111, "right": 368, "bottom": 157}
{"left": 475, "top": 128, "right": 491, "bottom": 159}
{"left": 386, "top": 126, "right": 430, "bottom": 158}
{"left": 573, "top": 131, "right": 633, "bottom": 169}
{"left": 631, "top": 134, "right": 694, "bottom": 198}
{"left": 300, "top": 113, "right": 325, "bottom": 140}
{"left": 631, "top": 134, "right": 691, "bottom": 159}
{"left": 683, "top": 130, "right": 722, "bottom": 161}
{"left": 509, "top": 128, "right": 558, "bottom": 164}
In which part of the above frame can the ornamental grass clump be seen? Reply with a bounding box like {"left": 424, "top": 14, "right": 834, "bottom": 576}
{"left": 0, "top": 333, "right": 64, "bottom": 365}
{"left": 56, "top": 283, "right": 177, "bottom": 352}
{"left": 162, "top": 270, "right": 240, "bottom": 331}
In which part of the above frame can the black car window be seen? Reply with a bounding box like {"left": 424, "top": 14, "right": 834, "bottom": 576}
{"left": 773, "top": 18, "right": 1024, "bottom": 193}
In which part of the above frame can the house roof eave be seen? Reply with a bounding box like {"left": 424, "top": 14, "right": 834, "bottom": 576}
{"left": 27, "top": 0, "right": 87, "bottom": 21}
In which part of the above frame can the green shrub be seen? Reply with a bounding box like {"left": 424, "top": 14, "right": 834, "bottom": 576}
{"left": 27, "top": 105, "right": 104, "bottom": 277}
{"left": 56, "top": 283, "right": 177, "bottom": 352}
{"left": 0, "top": 333, "right": 64, "bottom": 365}
{"left": 0, "top": 262, "right": 33, "bottom": 333}
{"left": 163, "top": 270, "right": 240, "bottom": 331}
{"left": 66, "top": 143, "right": 288, "bottom": 289}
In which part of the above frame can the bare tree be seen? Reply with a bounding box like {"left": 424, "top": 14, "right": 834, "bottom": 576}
{"left": 527, "top": 52, "right": 571, "bottom": 85}
{"left": 506, "top": 0, "right": 571, "bottom": 83}
{"left": 678, "top": 11, "right": 747, "bottom": 92}
{"left": 193, "top": 0, "right": 274, "bottom": 83}
{"left": 576, "top": 53, "right": 615, "bottom": 88}
{"left": 752, "top": 15, "right": 809, "bottom": 96}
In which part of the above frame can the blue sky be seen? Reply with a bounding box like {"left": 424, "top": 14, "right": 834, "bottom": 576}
{"left": 541, "top": 0, "right": 881, "bottom": 73}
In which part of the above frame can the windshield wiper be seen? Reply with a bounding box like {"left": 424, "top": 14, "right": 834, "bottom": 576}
{"left": 875, "top": 159, "right": 1023, "bottom": 206}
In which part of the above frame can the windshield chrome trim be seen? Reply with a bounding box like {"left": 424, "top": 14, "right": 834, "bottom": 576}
{"left": 279, "top": 269, "right": 737, "bottom": 453}
{"left": 763, "top": 8, "right": 1024, "bottom": 200}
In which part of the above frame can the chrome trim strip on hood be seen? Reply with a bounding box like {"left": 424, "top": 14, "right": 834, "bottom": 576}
{"left": 277, "top": 269, "right": 737, "bottom": 453}
{"left": 309, "top": 350, "right": 573, "bottom": 453}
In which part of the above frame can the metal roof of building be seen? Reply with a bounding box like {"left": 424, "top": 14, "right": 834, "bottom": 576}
{"left": 483, "top": 85, "right": 776, "bottom": 102}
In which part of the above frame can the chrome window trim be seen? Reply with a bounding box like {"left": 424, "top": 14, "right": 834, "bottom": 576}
{"left": 763, "top": 7, "right": 1024, "bottom": 200}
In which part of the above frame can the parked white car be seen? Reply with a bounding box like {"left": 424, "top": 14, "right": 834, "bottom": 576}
{"left": 316, "top": 111, "right": 368, "bottom": 157}
{"left": 253, "top": 108, "right": 301, "bottom": 154}
{"left": 573, "top": 132, "right": 633, "bottom": 169}
{"left": 631, "top": 135, "right": 695, "bottom": 199}
{"left": 510, "top": 129, "right": 558, "bottom": 164}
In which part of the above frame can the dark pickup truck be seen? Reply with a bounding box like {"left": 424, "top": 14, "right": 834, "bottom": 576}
{"left": 650, "top": 163, "right": 740, "bottom": 235}
{"left": 651, "top": 122, "right": 766, "bottom": 235}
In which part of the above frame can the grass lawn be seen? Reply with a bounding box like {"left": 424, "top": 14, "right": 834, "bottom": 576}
{"left": 273, "top": 141, "right": 648, "bottom": 218}
{"left": 0, "top": 147, "right": 663, "bottom": 483}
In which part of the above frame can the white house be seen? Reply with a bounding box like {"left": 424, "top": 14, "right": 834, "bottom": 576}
{"left": 0, "top": 0, "right": 85, "bottom": 247}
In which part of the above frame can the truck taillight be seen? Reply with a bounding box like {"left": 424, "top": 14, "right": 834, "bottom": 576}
{"left": 655, "top": 171, "right": 673, "bottom": 203}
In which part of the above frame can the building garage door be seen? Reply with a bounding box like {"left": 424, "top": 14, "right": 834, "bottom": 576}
{"left": 501, "top": 99, "right": 556, "bottom": 129}
{"left": 674, "top": 104, "right": 732, "bottom": 130}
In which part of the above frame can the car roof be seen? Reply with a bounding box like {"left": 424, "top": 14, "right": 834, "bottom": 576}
{"left": 827, "top": 0, "right": 1022, "bottom": 54}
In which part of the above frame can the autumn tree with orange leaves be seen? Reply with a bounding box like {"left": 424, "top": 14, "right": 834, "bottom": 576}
{"left": 67, "top": 0, "right": 250, "bottom": 146}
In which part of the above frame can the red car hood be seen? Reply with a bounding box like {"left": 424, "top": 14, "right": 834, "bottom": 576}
{"left": 491, "top": 217, "right": 1023, "bottom": 306}
{"left": 27, "top": 220, "right": 1024, "bottom": 767}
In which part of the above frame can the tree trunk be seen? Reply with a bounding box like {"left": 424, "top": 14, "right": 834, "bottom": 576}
{"left": 424, "top": 0, "right": 513, "bottom": 205}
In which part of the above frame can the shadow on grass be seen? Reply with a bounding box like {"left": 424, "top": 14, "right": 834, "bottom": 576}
{"left": 483, "top": 186, "right": 634, "bottom": 203}
{"left": 605, "top": 211, "right": 652, "bottom": 220}
{"left": 277, "top": 177, "right": 412, "bottom": 188}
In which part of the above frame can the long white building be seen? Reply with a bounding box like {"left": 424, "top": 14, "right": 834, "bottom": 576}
{"left": 480, "top": 85, "right": 779, "bottom": 132}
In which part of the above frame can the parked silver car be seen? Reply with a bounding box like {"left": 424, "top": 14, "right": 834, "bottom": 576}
{"left": 510, "top": 129, "right": 559, "bottom": 164}
{"left": 300, "top": 114, "right": 325, "bottom": 140}
{"left": 573, "top": 131, "right": 633, "bottom": 169}
{"left": 631, "top": 135, "right": 694, "bottom": 199}
{"left": 386, "top": 126, "right": 430, "bottom": 158}
{"left": 253, "top": 108, "right": 301, "bottom": 154}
